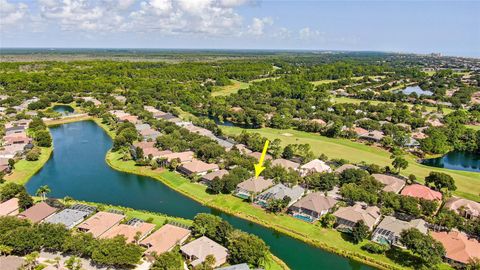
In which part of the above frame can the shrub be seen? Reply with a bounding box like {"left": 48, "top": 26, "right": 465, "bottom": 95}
{"left": 361, "top": 242, "right": 390, "bottom": 254}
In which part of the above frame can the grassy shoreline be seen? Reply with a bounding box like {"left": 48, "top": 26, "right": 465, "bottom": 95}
{"left": 105, "top": 150, "right": 405, "bottom": 270}
{"left": 3, "top": 147, "right": 53, "bottom": 185}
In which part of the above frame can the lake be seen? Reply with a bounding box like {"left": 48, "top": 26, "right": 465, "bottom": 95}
{"left": 52, "top": 105, "right": 75, "bottom": 115}
{"left": 25, "top": 120, "right": 372, "bottom": 270}
{"left": 422, "top": 151, "right": 480, "bottom": 173}
{"left": 399, "top": 86, "right": 433, "bottom": 96}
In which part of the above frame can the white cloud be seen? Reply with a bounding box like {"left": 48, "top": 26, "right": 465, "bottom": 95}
{"left": 247, "top": 17, "right": 273, "bottom": 36}
{"left": 299, "top": 27, "right": 323, "bottom": 40}
{"left": 0, "top": 0, "right": 29, "bottom": 26}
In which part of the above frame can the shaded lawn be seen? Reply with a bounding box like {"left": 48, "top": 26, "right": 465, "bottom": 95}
{"left": 3, "top": 147, "right": 53, "bottom": 185}
{"left": 212, "top": 80, "right": 250, "bottom": 97}
{"left": 221, "top": 126, "right": 480, "bottom": 202}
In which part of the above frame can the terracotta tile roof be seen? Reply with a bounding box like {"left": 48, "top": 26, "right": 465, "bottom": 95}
{"left": 179, "top": 159, "right": 219, "bottom": 174}
{"left": 401, "top": 184, "right": 442, "bottom": 201}
{"left": 102, "top": 222, "right": 155, "bottom": 243}
{"left": 444, "top": 197, "right": 480, "bottom": 218}
{"left": 431, "top": 230, "right": 480, "bottom": 264}
{"left": 140, "top": 224, "right": 191, "bottom": 256}
{"left": 77, "top": 211, "right": 125, "bottom": 238}
{"left": 271, "top": 158, "right": 300, "bottom": 170}
{"left": 201, "top": 169, "right": 229, "bottom": 182}
{"left": 0, "top": 198, "right": 19, "bottom": 216}
{"left": 333, "top": 203, "right": 381, "bottom": 230}
{"left": 237, "top": 177, "right": 274, "bottom": 193}
{"left": 372, "top": 174, "right": 406, "bottom": 193}
{"left": 334, "top": 164, "right": 360, "bottom": 174}
{"left": 291, "top": 192, "right": 337, "bottom": 214}
{"left": 161, "top": 151, "right": 194, "bottom": 163}
{"left": 180, "top": 236, "right": 228, "bottom": 267}
{"left": 17, "top": 202, "right": 57, "bottom": 223}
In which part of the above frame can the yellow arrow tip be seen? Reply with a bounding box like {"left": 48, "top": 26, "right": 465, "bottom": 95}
{"left": 254, "top": 163, "right": 265, "bottom": 178}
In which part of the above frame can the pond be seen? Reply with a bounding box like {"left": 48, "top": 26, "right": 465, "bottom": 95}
{"left": 25, "top": 120, "right": 372, "bottom": 270}
{"left": 398, "top": 86, "right": 433, "bottom": 96}
{"left": 52, "top": 105, "right": 75, "bottom": 115}
{"left": 422, "top": 151, "right": 480, "bottom": 173}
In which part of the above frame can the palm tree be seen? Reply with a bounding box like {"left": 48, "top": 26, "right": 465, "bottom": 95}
{"left": 36, "top": 185, "right": 51, "bottom": 201}
{"left": 0, "top": 244, "right": 13, "bottom": 256}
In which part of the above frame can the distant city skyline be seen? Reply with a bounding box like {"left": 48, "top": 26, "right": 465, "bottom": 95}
{"left": 1, "top": 0, "right": 479, "bottom": 58}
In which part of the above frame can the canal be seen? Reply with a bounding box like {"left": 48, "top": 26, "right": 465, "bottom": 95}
{"left": 26, "top": 120, "right": 372, "bottom": 270}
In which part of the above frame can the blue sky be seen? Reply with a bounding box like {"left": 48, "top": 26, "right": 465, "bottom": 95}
{"left": 1, "top": 0, "right": 479, "bottom": 57}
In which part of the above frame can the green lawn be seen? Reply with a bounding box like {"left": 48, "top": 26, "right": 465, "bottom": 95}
{"left": 106, "top": 151, "right": 414, "bottom": 270}
{"left": 221, "top": 126, "right": 480, "bottom": 202}
{"left": 3, "top": 147, "right": 53, "bottom": 185}
{"left": 212, "top": 80, "right": 251, "bottom": 97}
{"left": 332, "top": 96, "right": 455, "bottom": 114}
{"left": 467, "top": 124, "right": 480, "bottom": 131}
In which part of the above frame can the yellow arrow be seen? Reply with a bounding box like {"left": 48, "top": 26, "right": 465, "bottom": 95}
{"left": 254, "top": 140, "right": 270, "bottom": 178}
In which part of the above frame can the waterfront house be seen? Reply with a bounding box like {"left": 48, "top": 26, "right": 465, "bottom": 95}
{"left": 371, "top": 216, "right": 428, "bottom": 247}
{"left": 17, "top": 202, "right": 57, "bottom": 223}
{"left": 254, "top": 184, "right": 305, "bottom": 208}
{"left": 180, "top": 236, "right": 228, "bottom": 268}
{"left": 3, "top": 132, "right": 31, "bottom": 146}
{"left": 77, "top": 211, "right": 125, "bottom": 238}
{"left": 372, "top": 174, "right": 406, "bottom": 194}
{"left": 235, "top": 177, "right": 274, "bottom": 200}
{"left": 400, "top": 184, "right": 442, "bottom": 201}
{"left": 140, "top": 224, "right": 191, "bottom": 258}
{"left": 444, "top": 197, "right": 480, "bottom": 219}
{"left": 271, "top": 158, "right": 300, "bottom": 171}
{"left": 289, "top": 192, "right": 338, "bottom": 222}
{"left": 102, "top": 219, "right": 155, "bottom": 243}
{"left": 333, "top": 203, "right": 381, "bottom": 232}
{"left": 178, "top": 159, "right": 219, "bottom": 176}
{"left": 299, "top": 159, "right": 332, "bottom": 176}
{"left": 431, "top": 230, "right": 480, "bottom": 267}
{"left": 200, "top": 169, "right": 229, "bottom": 186}
{"left": 44, "top": 204, "right": 96, "bottom": 229}
{"left": 0, "top": 198, "right": 20, "bottom": 217}
{"left": 132, "top": 141, "right": 171, "bottom": 159}
{"left": 334, "top": 164, "right": 360, "bottom": 174}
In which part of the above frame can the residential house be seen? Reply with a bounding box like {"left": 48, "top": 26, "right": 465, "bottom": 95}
{"left": 299, "top": 159, "right": 332, "bottom": 176}
{"left": 82, "top": 96, "right": 101, "bottom": 106}
{"left": 135, "top": 123, "right": 151, "bottom": 132}
{"left": 180, "top": 236, "right": 228, "bottom": 268}
{"left": 289, "top": 192, "right": 338, "bottom": 222}
{"left": 254, "top": 184, "right": 305, "bottom": 208}
{"left": 444, "top": 197, "right": 480, "bottom": 219}
{"left": 235, "top": 177, "right": 274, "bottom": 200}
{"left": 359, "top": 130, "right": 385, "bottom": 142}
{"left": 119, "top": 114, "right": 140, "bottom": 124}
{"left": 247, "top": 151, "right": 272, "bottom": 161}
{"left": 352, "top": 127, "right": 369, "bottom": 137}
{"left": 271, "top": 158, "right": 300, "bottom": 171}
{"left": 200, "top": 169, "right": 229, "bottom": 186}
{"left": 140, "top": 128, "right": 161, "bottom": 141}
{"left": 334, "top": 164, "right": 360, "bottom": 174}
{"left": 178, "top": 159, "right": 219, "bottom": 176}
{"left": 3, "top": 132, "right": 31, "bottom": 146}
{"left": 102, "top": 220, "right": 155, "bottom": 243}
{"left": 371, "top": 216, "right": 428, "bottom": 247}
{"left": 132, "top": 141, "right": 171, "bottom": 159}
{"left": 431, "top": 230, "right": 480, "bottom": 267}
{"left": 140, "top": 224, "right": 191, "bottom": 258}
{"left": 113, "top": 95, "right": 126, "bottom": 103}
{"left": 233, "top": 144, "right": 252, "bottom": 154}
{"left": 401, "top": 184, "right": 442, "bottom": 201}
{"left": 77, "top": 211, "right": 125, "bottom": 238}
{"left": 333, "top": 203, "right": 381, "bottom": 232}
{"left": 161, "top": 151, "right": 194, "bottom": 164}
{"left": 44, "top": 204, "right": 96, "bottom": 229}
{"left": 17, "top": 202, "right": 57, "bottom": 223}
{"left": 0, "top": 198, "right": 20, "bottom": 217}
{"left": 372, "top": 174, "right": 406, "bottom": 194}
